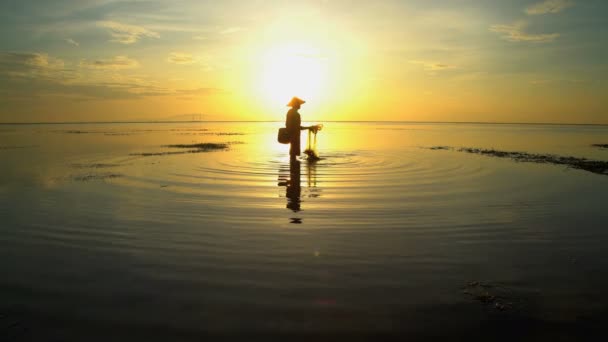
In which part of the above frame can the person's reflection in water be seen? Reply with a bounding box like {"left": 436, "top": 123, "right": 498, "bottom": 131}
{"left": 278, "top": 158, "right": 321, "bottom": 224}
{"left": 286, "top": 159, "right": 302, "bottom": 212}
{"left": 278, "top": 159, "right": 302, "bottom": 223}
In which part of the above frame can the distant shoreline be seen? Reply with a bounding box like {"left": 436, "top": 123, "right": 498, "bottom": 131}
{"left": 1, "top": 120, "right": 607, "bottom": 127}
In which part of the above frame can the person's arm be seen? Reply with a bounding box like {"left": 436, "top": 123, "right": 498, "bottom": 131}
{"left": 301, "top": 124, "right": 322, "bottom": 132}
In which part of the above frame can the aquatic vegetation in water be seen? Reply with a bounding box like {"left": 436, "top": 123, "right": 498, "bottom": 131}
{"left": 59, "top": 129, "right": 166, "bottom": 135}
{"left": 304, "top": 125, "right": 323, "bottom": 161}
{"left": 463, "top": 281, "right": 515, "bottom": 312}
{"left": 592, "top": 144, "right": 608, "bottom": 149}
{"left": 60, "top": 130, "right": 105, "bottom": 134}
{"left": 304, "top": 149, "right": 321, "bottom": 161}
{"left": 175, "top": 132, "right": 245, "bottom": 136}
{"left": 104, "top": 132, "right": 133, "bottom": 136}
{"left": 202, "top": 132, "right": 246, "bottom": 136}
{"left": 172, "top": 129, "right": 243, "bottom": 136}
{"left": 131, "top": 150, "right": 211, "bottom": 157}
{"left": 164, "top": 143, "right": 229, "bottom": 150}
{"left": 429, "top": 146, "right": 608, "bottom": 176}
{"left": 0, "top": 313, "right": 27, "bottom": 340}
{"left": 170, "top": 128, "right": 209, "bottom": 132}
{"left": 71, "top": 173, "right": 122, "bottom": 181}
{"left": 71, "top": 163, "right": 120, "bottom": 169}
{"left": 131, "top": 142, "right": 229, "bottom": 157}
{"left": 0, "top": 145, "right": 38, "bottom": 150}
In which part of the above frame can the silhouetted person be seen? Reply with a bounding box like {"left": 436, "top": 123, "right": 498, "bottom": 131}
{"left": 286, "top": 96, "right": 311, "bottom": 162}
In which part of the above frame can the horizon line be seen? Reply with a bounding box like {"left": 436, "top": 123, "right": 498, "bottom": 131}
{"left": 1, "top": 120, "right": 607, "bottom": 127}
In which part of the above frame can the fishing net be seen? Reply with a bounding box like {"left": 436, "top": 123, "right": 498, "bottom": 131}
{"left": 304, "top": 124, "right": 323, "bottom": 161}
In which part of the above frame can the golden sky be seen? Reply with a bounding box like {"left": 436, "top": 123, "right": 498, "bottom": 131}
{"left": 0, "top": 0, "right": 607, "bottom": 123}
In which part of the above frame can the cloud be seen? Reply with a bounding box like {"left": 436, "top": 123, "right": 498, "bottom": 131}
{"left": 0, "top": 53, "right": 219, "bottom": 102}
{"left": 0, "top": 52, "right": 62, "bottom": 69}
{"left": 167, "top": 53, "right": 213, "bottom": 71}
{"left": 97, "top": 21, "right": 160, "bottom": 44}
{"left": 490, "top": 21, "right": 559, "bottom": 42}
{"left": 65, "top": 38, "right": 79, "bottom": 47}
{"left": 220, "top": 27, "right": 242, "bottom": 35}
{"left": 80, "top": 56, "right": 139, "bottom": 70}
{"left": 530, "top": 79, "right": 552, "bottom": 85}
{"left": 526, "top": 0, "right": 574, "bottom": 15}
{"left": 192, "top": 35, "right": 207, "bottom": 40}
{"left": 0, "top": 52, "right": 67, "bottom": 80}
{"left": 453, "top": 72, "right": 489, "bottom": 82}
{"left": 530, "top": 78, "right": 585, "bottom": 85}
{"left": 409, "top": 60, "right": 455, "bottom": 75}
{"left": 167, "top": 52, "right": 195, "bottom": 65}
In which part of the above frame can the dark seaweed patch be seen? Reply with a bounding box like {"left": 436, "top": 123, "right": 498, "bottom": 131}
{"left": 71, "top": 163, "right": 120, "bottom": 169}
{"left": 60, "top": 130, "right": 146, "bottom": 135}
{"left": 210, "top": 132, "right": 245, "bottom": 136}
{"left": 463, "top": 282, "right": 514, "bottom": 312}
{"left": 72, "top": 173, "right": 122, "bottom": 181}
{"left": 0, "top": 145, "right": 37, "bottom": 150}
{"left": 130, "top": 142, "right": 229, "bottom": 157}
{"left": 104, "top": 132, "right": 134, "bottom": 136}
{"left": 176, "top": 132, "right": 246, "bottom": 136}
{"left": 61, "top": 130, "right": 102, "bottom": 134}
{"left": 164, "top": 143, "right": 229, "bottom": 150}
{"left": 170, "top": 128, "right": 209, "bottom": 132}
{"left": 429, "top": 146, "right": 608, "bottom": 176}
{"left": 130, "top": 150, "right": 204, "bottom": 157}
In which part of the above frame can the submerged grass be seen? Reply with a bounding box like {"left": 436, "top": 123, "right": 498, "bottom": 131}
{"left": 130, "top": 142, "right": 230, "bottom": 157}
{"left": 72, "top": 173, "right": 122, "bottom": 181}
{"left": 163, "top": 143, "right": 229, "bottom": 150}
{"left": 71, "top": 163, "right": 120, "bottom": 169}
{"left": 429, "top": 146, "right": 608, "bottom": 176}
{"left": 131, "top": 150, "right": 205, "bottom": 157}
{"left": 0, "top": 145, "right": 38, "bottom": 150}
{"left": 463, "top": 281, "right": 517, "bottom": 312}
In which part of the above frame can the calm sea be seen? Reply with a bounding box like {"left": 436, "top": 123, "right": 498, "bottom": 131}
{"left": 1, "top": 122, "right": 608, "bottom": 340}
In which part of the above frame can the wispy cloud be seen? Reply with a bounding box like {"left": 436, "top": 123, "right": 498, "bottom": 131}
{"left": 0, "top": 52, "right": 67, "bottom": 80}
{"left": 97, "top": 21, "right": 160, "bottom": 44}
{"left": 410, "top": 60, "right": 455, "bottom": 75}
{"left": 526, "top": 0, "right": 574, "bottom": 15}
{"left": 530, "top": 78, "right": 585, "bottom": 85}
{"left": 192, "top": 35, "right": 207, "bottom": 41}
{"left": 0, "top": 52, "right": 220, "bottom": 102}
{"left": 80, "top": 56, "right": 139, "bottom": 70}
{"left": 65, "top": 38, "right": 79, "bottom": 47}
{"left": 0, "top": 52, "right": 61, "bottom": 69}
{"left": 167, "top": 52, "right": 195, "bottom": 65}
{"left": 220, "top": 27, "right": 242, "bottom": 35}
{"left": 490, "top": 21, "right": 559, "bottom": 42}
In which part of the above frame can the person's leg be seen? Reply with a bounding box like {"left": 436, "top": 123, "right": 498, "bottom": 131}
{"left": 289, "top": 134, "right": 301, "bottom": 160}
{"left": 292, "top": 134, "right": 301, "bottom": 157}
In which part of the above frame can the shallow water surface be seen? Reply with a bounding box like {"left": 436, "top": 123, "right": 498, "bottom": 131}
{"left": 1, "top": 122, "right": 608, "bottom": 340}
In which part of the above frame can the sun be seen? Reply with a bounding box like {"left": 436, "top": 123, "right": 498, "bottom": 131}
{"left": 259, "top": 43, "right": 328, "bottom": 109}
